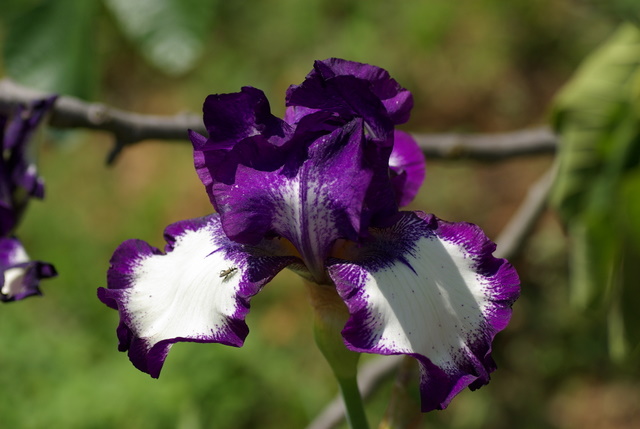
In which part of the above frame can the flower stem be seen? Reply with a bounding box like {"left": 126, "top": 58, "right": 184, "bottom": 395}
{"left": 307, "top": 282, "right": 370, "bottom": 429}
{"left": 336, "top": 374, "right": 370, "bottom": 429}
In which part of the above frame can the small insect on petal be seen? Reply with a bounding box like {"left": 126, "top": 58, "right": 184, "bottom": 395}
{"left": 219, "top": 267, "right": 238, "bottom": 281}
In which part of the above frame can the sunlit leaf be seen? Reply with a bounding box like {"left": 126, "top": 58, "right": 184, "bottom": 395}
{"left": 104, "top": 0, "right": 216, "bottom": 76}
{"left": 549, "top": 23, "right": 640, "bottom": 358}
{"left": 551, "top": 23, "right": 640, "bottom": 221}
{"left": 2, "top": 0, "right": 99, "bottom": 98}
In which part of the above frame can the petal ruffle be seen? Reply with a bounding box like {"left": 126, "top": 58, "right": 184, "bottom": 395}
{"left": 286, "top": 58, "right": 414, "bottom": 136}
{"left": 98, "top": 214, "right": 297, "bottom": 377}
{"left": 389, "top": 130, "right": 426, "bottom": 207}
{"left": 327, "top": 212, "right": 519, "bottom": 412}
{"left": 0, "top": 237, "right": 57, "bottom": 302}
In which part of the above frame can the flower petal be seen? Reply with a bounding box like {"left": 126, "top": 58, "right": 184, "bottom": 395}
{"left": 189, "top": 87, "right": 294, "bottom": 212}
{"left": 389, "top": 130, "right": 426, "bottom": 207}
{"left": 0, "top": 237, "right": 57, "bottom": 302}
{"left": 3, "top": 96, "right": 56, "bottom": 199}
{"left": 286, "top": 58, "right": 412, "bottom": 142}
{"left": 327, "top": 212, "right": 519, "bottom": 412}
{"left": 98, "top": 214, "right": 297, "bottom": 377}
{"left": 286, "top": 58, "right": 413, "bottom": 127}
{"left": 209, "top": 119, "right": 376, "bottom": 282}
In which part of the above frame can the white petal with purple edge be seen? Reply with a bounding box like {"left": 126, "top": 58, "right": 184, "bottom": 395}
{"left": 99, "top": 214, "right": 296, "bottom": 377}
{"left": 125, "top": 230, "right": 241, "bottom": 344}
{"left": 327, "top": 212, "right": 519, "bottom": 412}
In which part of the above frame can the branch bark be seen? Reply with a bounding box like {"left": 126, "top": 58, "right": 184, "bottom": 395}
{"left": 413, "top": 127, "right": 557, "bottom": 161}
{"left": 0, "top": 78, "right": 558, "bottom": 163}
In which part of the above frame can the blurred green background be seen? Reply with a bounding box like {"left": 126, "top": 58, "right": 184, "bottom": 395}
{"left": 1, "top": 1, "right": 639, "bottom": 428}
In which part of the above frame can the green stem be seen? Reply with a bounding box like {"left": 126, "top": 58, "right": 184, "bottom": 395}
{"left": 337, "top": 375, "right": 370, "bottom": 429}
{"left": 307, "top": 282, "right": 370, "bottom": 429}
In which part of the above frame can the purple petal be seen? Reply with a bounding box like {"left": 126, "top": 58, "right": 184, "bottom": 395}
{"left": 0, "top": 95, "right": 56, "bottom": 234}
{"left": 313, "top": 58, "right": 414, "bottom": 125}
{"left": 189, "top": 87, "right": 294, "bottom": 211}
{"left": 285, "top": 58, "right": 413, "bottom": 139}
{"left": 389, "top": 130, "right": 426, "bottom": 207}
{"left": 200, "top": 86, "right": 290, "bottom": 150}
{"left": 98, "top": 213, "right": 297, "bottom": 377}
{"left": 0, "top": 237, "right": 57, "bottom": 302}
{"left": 3, "top": 96, "right": 57, "bottom": 151}
{"left": 209, "top": 119, "right": 376, "bottom": 282}
{"left": 327, "top": 212, "right": 519, "bottom": 412}
{"left": 0, "top": 203, "right": 18, "bottom": 237}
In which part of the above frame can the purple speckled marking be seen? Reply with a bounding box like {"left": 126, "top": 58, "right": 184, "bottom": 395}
{"left": 327, "top": 212, "right": 519, "bottom": 412}
{"left": 98, "top": 213, "right": 298, "bottom": 378}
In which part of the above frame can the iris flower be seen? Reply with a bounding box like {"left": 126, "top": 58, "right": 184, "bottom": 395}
{"left": 0, "top": 97, "right": 58, "bottom": 302}
{"left": 99, "top": 59, "right": 519, "bottom": 412}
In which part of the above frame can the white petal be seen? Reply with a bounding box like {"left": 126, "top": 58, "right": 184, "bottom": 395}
{"left": 328, "top": 212, "right": 519, "bottom": 411}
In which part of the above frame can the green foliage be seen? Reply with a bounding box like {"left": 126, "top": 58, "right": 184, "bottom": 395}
{"left": 1, "top": 0, "right": 215, "bottom": 97}
{"left": 103, "top": 0, "right": 216, "bottom": 76}
{"left": 2, "top": 0, "right": 100, "bottom": 98}
{"left": 550, "top": 23, "right": 640, "bottom": 360}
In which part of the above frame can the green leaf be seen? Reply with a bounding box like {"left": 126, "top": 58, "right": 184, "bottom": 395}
{"left": 549, "top": 24, "right": 640, "bottom": 359}
{"left": 2, "top": 0, "right": 100, "bottom": 98}
{"left": 550, "top": 23, "right": 640, "bottom": 221}
{"left": 104, "top": 0, "right": 216, "bottom": 76}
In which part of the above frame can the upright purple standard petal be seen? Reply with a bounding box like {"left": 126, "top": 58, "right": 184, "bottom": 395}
{"left": 208, "top": 119, "right": 376, "bottom": 282}
{"left": 327, "top": 212, "right": 519, "bottom": 412}
{"left": 0, "top": 237, "right": 57, "bottom": 302}
{"left": 191, "top": 60, "right": 415, "bottom": 257}
{"left": 286, "top": 58, "right": 414, "bottom": 136}
{"left": 389, "top": 130, "right": 426, "bottom": 207}
{"left": 98, "top": 214, "right": 297, "bottom": 377}
{"left": 190, "top": 87, "right": 294, "bottom": 213}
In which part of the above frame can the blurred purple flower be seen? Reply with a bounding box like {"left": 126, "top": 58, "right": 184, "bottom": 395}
{"left": 99, "top": 59, "right": 519, "bottom": 411}
{"left": 0, "top": 97, "right": 58, "bottom": 302}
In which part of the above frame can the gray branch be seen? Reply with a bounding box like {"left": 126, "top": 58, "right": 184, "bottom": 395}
{"left": 413, "top": 127, "right": 558, "bottom": 160}
{"left": 493, "top": 164, "right": 557, "bottom": 260}
{"left": 0, "top": 78, "right": 558, "bottom": 163}
{"left": 0, "top": 79, "right": 206, "bottom": 163}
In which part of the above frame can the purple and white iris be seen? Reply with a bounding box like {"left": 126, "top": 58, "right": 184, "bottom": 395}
{"left": 0, "top": 97, "right": 58, "bottom": 302}
{"left": 99, "top": 59, "right": 519, "bottom": 412}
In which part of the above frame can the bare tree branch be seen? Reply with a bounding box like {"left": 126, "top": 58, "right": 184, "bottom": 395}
{"left": 0, "top": 79, "right": 206, "bottom": 163}
{"left": 413, "top": 127, "right": 557, "bottom": 161}
{"left": 493, "top": 164, "right": 557, "bottom": 260}
{"left": 0, "top": 79, "right": 206, "bottom": 138}
{"left": 0, "top": 78, "right": 558, "bottom": 163}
